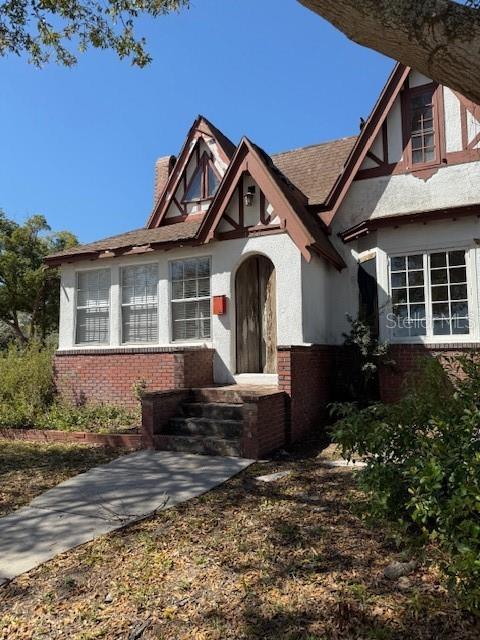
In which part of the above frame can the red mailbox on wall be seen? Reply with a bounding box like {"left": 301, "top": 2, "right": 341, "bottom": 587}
{"left": 213, "top": 295, "right": 227, "bottom": 315}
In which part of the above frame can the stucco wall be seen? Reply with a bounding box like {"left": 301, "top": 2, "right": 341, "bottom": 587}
{"left": 58, "top": 233, "right": 321, "bottom": 383}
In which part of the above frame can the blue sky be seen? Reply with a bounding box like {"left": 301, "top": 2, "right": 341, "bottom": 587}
{"left": 0, "top": 0, "right": 394, "bottom": 243}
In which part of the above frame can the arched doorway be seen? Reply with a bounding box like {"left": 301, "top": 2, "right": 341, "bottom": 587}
{"left": 235, "top": 255, "right": 277, "bottom": 374}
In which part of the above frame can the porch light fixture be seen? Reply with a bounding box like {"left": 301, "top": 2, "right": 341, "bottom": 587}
{"left": 244, "top": 186, "right": 256, "bottom": 207}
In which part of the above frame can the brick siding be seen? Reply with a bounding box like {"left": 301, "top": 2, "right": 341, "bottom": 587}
{"left": 379, "top": 343, "right": 480, "bottom": 403}
{"left": 278, "top": 345, "right": 334, "bottom": 443}
{"left": 54, "top": 348, "right": 214, "bottom": 409}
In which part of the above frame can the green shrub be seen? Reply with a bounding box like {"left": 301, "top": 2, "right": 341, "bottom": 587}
{"left": 331, "top": 354, "right": 480, "bottom": 613}
{"left": 0, "top": 342, "right": 55, "bottom": 425}
{"left": 36, "top": 403, "right": 140, "bottom": 433}
{"left": 0, "top": 342, "right": 140, "bottom": 432}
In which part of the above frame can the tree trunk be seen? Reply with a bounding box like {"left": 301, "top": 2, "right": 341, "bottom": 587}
{"left": 298, "top": 0, "right": 480, "bottom": 105}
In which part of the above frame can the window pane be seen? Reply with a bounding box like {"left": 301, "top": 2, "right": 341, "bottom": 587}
{"left": 449, "top": 251, "right": 465, "bottom": 267}
{"left": 450, "top": 267, "right": 467, "bottom": 283}
{"left": 453, "top": 318, "right": 469, "bottom": 334}
{"left": 409, "top": 287, "right": 425, "bottom": 303}
{"left": 184, "top": 168, "right": 202, "bottom": 201}
{"left": 76, "top": 308, "right": 109, "bottom": 344}
{"left": 391, "top": 272, "right": 406, "bottom": 287}
{"left": 392, "top": 289, "right": 407, "bottom": 305}
{"left": 121, "top": 264, "right": 158, "bottom": 343}
{"left": 433, "top": 319, "right": 451, "bottom": 335}
{"left": 432, "top": 303, "right": 449, "bottom": 319}
{"left": 451, "top": 301, "right": 468, "bottom": 317}
{"left": 408, "top": 255, "right": 423, "bottom": 270}
{"left": 207, "top": 165, "right": 219, "bottom": 197}
{"left": 391, "top": 256, "right": 406, "bottom": 271}
{"left": 76, "top": 269, "right": 110, "bottom": 344}
{"left": 431, "top": 285, "right": 448, "bottom": 302}
{"left": 431, "top": 252, "right": 446, "bottom": 268}
{"left": 408, "top": 271, "right": 424, "bottom": 286}
{"left": 171, "top": 258, "right": 211, "bottom": 341}
{"left": 450, "top": 284, "right": 467, "bottom": 300}
{"left": 410, "top": 90, "right": 435, "bottom": 165}
{"left": 431, "top": 269, "right": 448, "bottom": 285}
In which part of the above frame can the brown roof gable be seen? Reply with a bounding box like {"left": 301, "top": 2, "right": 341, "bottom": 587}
{"left": 272, "top": 136, "right": 357, "bottom": 206}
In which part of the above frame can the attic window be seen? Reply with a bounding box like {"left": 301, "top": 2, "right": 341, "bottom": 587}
{"left": 183, "top": 153, "right": 221, "bottom": 203}
{"left": 404, "top": 83, "right": 442, "bottom": 169}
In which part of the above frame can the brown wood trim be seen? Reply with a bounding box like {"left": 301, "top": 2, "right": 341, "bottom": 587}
{"left": 238, "top": 179, "right": 244, "bottom": 228}
{"left": 382, "top": 121, "right": 389, "bottom": 164}
{"left": 355, "top": 146, "right": 480, "bottom": 181}
{"left": 339, "top": 203, "right": 480, "bottom": 243}
{"left": 321, "top": 63, "right": 411, "bottom": 225}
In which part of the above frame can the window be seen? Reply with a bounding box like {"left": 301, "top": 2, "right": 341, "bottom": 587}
{"left": 75, "top": 269, "right": 110, "bottom": 344}
{"left": 183, "top": 153, "right": 221, "bottom": 203}
{"left": 170, "top": 257, "right": 211, "bottom": 341}
{"left": 121, "top": 264, "right": 158, "bottom": 343}
{"left": 388, "top": 250, "right": 470, "bottom": 339}
{"left": 430, "top": 251, "right": 469, "bottom": 336}
{"left": 390, "top": 254, "right": 426, "bottom": 337}
{"left": 404, "top": 84, "right": 442, "bottom": 168}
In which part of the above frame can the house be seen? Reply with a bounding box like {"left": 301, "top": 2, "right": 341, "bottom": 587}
{"left": 46, "top": 63, "right": 480, "bottom": 458}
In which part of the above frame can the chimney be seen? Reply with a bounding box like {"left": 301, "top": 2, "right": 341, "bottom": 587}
{"left": 153, "top": 155, "right": 176, "bottom": 205}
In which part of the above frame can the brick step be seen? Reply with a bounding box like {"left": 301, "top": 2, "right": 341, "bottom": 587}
{"left": 154, "top": 434, "right": 241, "bottom": 457}
{"left": 166, "top": 416, "right": 243, "bottom": 439}
{"left": 190, "top": 388, "right": 245, "bottom": 404}
{"left": 181, "top": 402, "right": 244, "bottom": 421}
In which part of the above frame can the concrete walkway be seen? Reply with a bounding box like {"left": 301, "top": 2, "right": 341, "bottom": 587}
{"left": 0, "top": 450, "right": 253, "bottom": 585}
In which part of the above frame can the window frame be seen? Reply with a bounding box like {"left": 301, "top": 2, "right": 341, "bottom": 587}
{"left": 74, "top": 267, "right": 111, "bottom": 346}
{"left": 402, "top": 82, "right": 445, "bottom": 173}
{"left": 386, "top": 247, "right": 474, "bottom": 343}
{"left": 120, "top": 262, "right": 160, "bottom": 345}
{"left": 181, "top": 153, "right": 222, "bottom": 205}
{"left": 169, "top": 256, "right": 212, "bottom": 343}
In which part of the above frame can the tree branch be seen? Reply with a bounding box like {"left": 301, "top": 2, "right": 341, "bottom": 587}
{"left": 298, "top": 0, "right": 480, "bottom": 104}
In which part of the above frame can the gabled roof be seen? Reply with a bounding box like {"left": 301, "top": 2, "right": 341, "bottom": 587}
{"left": 198, "top": 137, "right": 346, "bottom": 269}
{"left": 272, "top": 136, "right": 357, "bottom": 205}
{"left": 146, "top": 115, "right": 236, "bottom": 229}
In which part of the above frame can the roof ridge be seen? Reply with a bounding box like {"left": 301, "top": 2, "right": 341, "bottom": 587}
{"left": 272, "top": 135, "right": 358, "bottom": 158}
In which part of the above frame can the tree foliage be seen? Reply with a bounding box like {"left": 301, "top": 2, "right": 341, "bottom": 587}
{"left": 0, "top": 211, "right": 77, "bottom": 343}
{"left": 0, "top": 0, "right": 188, "bottom": 66}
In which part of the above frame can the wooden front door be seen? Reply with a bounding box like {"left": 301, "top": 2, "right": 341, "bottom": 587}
{"left": 235, "top": 255, "right": 277, "bottom": 374}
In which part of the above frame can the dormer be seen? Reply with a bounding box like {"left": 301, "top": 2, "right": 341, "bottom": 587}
{"left": 147, "top": 116, "right": 235, "bottom": 229}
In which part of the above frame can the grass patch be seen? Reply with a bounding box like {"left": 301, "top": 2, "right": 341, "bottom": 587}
{"left": 1, "top": 439, "right": 479, "bottom": 639}
{"left": 0, "top": 439, "right": 119, "bottom": 516}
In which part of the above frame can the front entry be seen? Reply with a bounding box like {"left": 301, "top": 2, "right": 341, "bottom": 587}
{"left": 235, "top": 255, "right": 277, "bottom": 374}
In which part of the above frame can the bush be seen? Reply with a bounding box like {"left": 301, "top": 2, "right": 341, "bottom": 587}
{"left": 331, "top": 354, "right": 480, "bottom": 613}
{"left": 0, "top": 342, "right": 140, "bottom": 432}
{"left": 0, "top": 342, "right": 55, "bottom": 426}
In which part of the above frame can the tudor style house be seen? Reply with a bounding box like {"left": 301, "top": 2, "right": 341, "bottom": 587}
{"left": 46, "top": 63, "right": 480, "bottom": 458}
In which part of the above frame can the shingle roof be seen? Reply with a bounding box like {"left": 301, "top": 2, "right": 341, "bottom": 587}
{"left": 46, "top": 132, "right": 357, "bottom": 265}
{"left": 271, "top": 136, "right": 357, "bottom": 205}
{"left": 45, "top": 219, "right": 203, "bottom": 263}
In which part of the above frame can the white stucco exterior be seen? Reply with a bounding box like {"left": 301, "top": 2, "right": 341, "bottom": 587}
{"left": 59, "top": 232, "right": 332, "bottom": 383}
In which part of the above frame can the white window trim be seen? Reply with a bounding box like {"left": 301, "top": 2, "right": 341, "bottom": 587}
{"left": 382, "top": 245, "right": 480, "bottom": 344}
{"left": 74, "top": 267, "right": 112, "bottom": 346}
{"left": 169, "top": 256, "right": 213, "bottom": 343}
{"left": 120, "top": 262, "right": 160, "bottom": 346}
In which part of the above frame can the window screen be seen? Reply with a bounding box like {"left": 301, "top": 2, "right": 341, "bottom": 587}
{"left": 171, "top": 257, "right": 211, "bottom": 341}
{"left": 75, "top": 269, "right": 110, "bottom": 344}
{"left": 121, "top": 264, "right": 158, "bottom": 343}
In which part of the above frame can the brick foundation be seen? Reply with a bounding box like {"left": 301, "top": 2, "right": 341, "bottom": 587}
{"left": 54, "top": 347, "right": 214, "bottom": 409}
{"left": 278, "top": 345, "right": 334, "bottom": 443}
{"left": 379, "top": 343, "right": 479, "bottom": 403}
